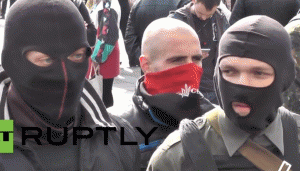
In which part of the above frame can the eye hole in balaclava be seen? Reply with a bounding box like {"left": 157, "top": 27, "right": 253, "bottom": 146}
{"left": 219, "top": 56, "right": 275, "bottom": 88}
{"left": 26, "top": 47, "right": 89, "bottom": 68}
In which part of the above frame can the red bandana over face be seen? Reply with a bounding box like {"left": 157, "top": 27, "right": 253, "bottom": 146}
{"left": 144, "top": 63, "right": 203, "bottom": 95}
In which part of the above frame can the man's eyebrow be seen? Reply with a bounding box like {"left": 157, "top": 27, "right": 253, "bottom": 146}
{"left": 219, "top": 64, "right": 235, "bottom": 69}
{"left": 250, "top": 66, "right": 274, "bottom": 72}
{"left": 166, "top": 56, "right": 187, "bottom": 62}
{"left": 219, "top": 63, "right": 274, "bottom": 71}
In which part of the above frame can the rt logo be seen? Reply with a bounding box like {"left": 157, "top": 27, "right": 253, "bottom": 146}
{"left": 0, "top": 120, "right": 13, "bottom": 153}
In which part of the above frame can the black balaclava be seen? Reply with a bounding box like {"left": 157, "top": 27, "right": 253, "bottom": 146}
{"left": 214, "top": 15, "right": 296, "bottom": 133}
{"left": 2, "top": 0, "right": 91, "bottom": 126}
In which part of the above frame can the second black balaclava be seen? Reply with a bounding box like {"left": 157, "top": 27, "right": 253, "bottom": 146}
{"left": 2, "top": 0, "right": 91, "bottom": 126}
{"left": 214, "top": 15, "right": 296, "bottom": 133}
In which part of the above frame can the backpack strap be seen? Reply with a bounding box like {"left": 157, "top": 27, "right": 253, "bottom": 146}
{"left": 179, "top": 118, "right": 218, "bottom": 171}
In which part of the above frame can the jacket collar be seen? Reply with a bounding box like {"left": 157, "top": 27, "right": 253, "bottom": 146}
{"left": 132, "top": 76, "right": 215, "bottom": 127}
{"left": 219, "top": 110, "right": 284, "bottom": 157}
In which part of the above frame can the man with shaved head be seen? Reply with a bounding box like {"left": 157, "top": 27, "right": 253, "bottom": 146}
{"left": 114, "top": 17, "right": 215, "bottom": 170}
{"left": 125, "top": 0, "right": 190, "bottom": 67}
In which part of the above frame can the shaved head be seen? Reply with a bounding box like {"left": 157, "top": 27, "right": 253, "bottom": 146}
{"left": 141, "top": 18, "right": 200, "bottom": 64}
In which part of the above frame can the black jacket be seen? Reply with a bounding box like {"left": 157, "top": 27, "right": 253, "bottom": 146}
{"left": 229, "top": 0, "right": 300, "bottom": 26}
{"left": 0, "top": 67, "right": 140, "bottom": 171}
{"left": 168, "top": 3, "right": 229, "bottom": 93}
{"left": 114, "top": 77, "right": 215, "bottom": 170}
{"left": 125, "top": 0, "right": 191, "bottom": 67}
{"left": 118, "top": 0, "right": 131, "bottom": 37}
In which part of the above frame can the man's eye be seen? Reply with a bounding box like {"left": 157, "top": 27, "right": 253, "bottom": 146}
{"left": 75, "top": 54, "right": 83, "bottom": 59}
{"left": 26, "top": 51, "right": 53, "bottom": 67}
{"left": 193, "top": 56, "right": 202, "bottom": 61}
{"left": 36, "top": 57, "right": 53, "bottom": 67}
{"left": 44, "top": 58, "right": 53, "bottom": 64}
{"left": 172, "top": 58, "right": 184, "bottom": 62}
{"left": 255, "top": 71, "right": 263, "bottom": 75}
{"left": 68, "top": 54, "right": 86, "bottom": 63}
{"left": 221, "top": 69, "right": 234, "bottom": 74}
{"left": 253, "top": 71, "right": 272, "bottom": 78}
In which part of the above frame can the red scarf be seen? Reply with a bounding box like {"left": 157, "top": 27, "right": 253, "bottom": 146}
{"left": 144, "top": 63, "right": 203, "bottom": 95}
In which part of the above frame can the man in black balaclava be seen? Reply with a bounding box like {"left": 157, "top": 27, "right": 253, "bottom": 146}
{"left": 0, "top": 0, "right": 139, "bottom": 170}
{"left": 147, "top": 15, "right": 300, "bottom": 171}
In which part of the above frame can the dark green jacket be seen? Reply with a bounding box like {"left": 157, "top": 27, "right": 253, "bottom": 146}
{"left": 147, "top": 107, "right": 300, "bottom": 170}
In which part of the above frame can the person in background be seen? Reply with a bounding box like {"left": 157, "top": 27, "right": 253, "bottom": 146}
{"left": 0, "top": 0, "right": 140, "bottom": 170}
{"left": 229, "top": 0, "right": 300, "bottom": 26}
{"left": 118, "top": 0, "right": 131, "bottom": 38}
{"left": 222, "top": 0, "right": 231, "bottom": 11}
{"left": 219, "top": 0, "right": 231, "bottom": 21}
{"left": 85, "top": 0, "right": 94, "bottom": 10}
{"left": 86, "top": 0, "right": 101, "bottom": 11}
{"left": 115, "top": 17, "right": 215, "bottom": 170}
{"left": 169, "top": 0, "right": 229, "bottom": 104}
{"left": 283, "top": 14, "right": 300, "bottom": 114}
{"left": 147, "top": 15, "right": 300, "bottom": 171}
{"left": 125, "top": 0, "right": 190, "bottom": 68}
{"left": 1, "top": 0, "right": 15, "bottom": 19}
{"left": 71, "top": 0, "right": 97, "bottom": 47}
{"left": 90, "top": 0, "right": 128, "bottom": 108}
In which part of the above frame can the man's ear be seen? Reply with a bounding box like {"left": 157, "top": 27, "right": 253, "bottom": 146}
{"left": 139, "top": 55, "right": 149, "bottom": 74}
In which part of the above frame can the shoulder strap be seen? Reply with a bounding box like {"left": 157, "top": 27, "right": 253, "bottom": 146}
{"left": 179, "top": 118, "right": 218, "bottom": 171}
{"left": 280, "top": 108, "right": 300, "bottom": 171}
{"left": 204, "top": 107, "right": 222, "bottom": 135}
{"left": 206, "top": 108, "right": 295, "bottom": 171}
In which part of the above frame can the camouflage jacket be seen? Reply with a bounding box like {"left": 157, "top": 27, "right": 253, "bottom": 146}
{"left": 283, "top": 67, "right": 300, "bottom": 114}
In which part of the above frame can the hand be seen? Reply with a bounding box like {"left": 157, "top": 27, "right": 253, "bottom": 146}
{"left": 84, "top": 21, "right": 88, "bottom": 29}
